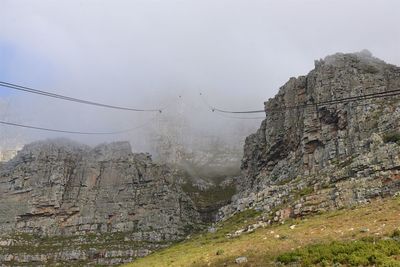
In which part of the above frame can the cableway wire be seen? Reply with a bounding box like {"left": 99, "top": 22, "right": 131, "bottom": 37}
{"left": 200, "top": 88, "right": 400, "bottom": 116}
{"left": 199, "top": 92, "right": 264, "bottom": 114}
{"left": 0, "top": 88, "right": 184, "bottom": 135}
{"left": 0, "top": 119, "right": 157, "bottom": 135}
{"left": 198, "top": 91, "right": 266, "bottom": 120}
{"left": 0, "top": 81, "right": 163, "bottom": 113}
{"left": 212, "top": 112, "right": 266, "bottom": 120}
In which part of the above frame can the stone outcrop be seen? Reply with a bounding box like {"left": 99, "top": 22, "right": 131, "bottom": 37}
{"left": 0, "top": 139, "right": 200, "bottom": 265}
{"left": 3, "top": 50, "right": 400, "bottom": 265}
{"left": 219, "top": 50, "right": 400, "bottom": 220}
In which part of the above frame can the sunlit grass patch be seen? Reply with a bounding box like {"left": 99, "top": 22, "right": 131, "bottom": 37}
{"left": 277, "top": 234, "right": 400, "bottom": 266}
{"left": 125, "top": 197, "right": 400, "bottom": 267}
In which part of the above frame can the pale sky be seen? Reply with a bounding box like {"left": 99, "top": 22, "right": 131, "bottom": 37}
{"left": 1, "top": 0, "right": 400, "bottom": 152}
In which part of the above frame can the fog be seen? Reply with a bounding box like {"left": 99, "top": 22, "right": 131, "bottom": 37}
{"left": 1, "top": 0, "right": 400, "bottom": 159}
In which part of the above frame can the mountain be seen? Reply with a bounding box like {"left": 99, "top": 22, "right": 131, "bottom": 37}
{"left": 1, "top": 51, "right": 400, "bottom": 266}
{"left": 0, "top": 139, "right": 200, "bottom": 265}
{"left": 219, "top": 50, "right": 400, "bottom": 221}
{"left": 125, "top": 50, "right": 400, "bottom": 267}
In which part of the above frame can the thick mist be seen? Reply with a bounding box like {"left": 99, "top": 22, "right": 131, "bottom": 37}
{"left": 1, "top": 0, "right": 400, "bottom": 159}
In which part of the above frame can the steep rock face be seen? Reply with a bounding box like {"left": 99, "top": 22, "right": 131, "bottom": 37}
{"left": 0, "top": 139, "right": 200, "bottom": 265}
{"left": 220, "top": 51, "right": 400, "bottom": 219}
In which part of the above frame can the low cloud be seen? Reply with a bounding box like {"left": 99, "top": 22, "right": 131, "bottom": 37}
{"left": 0, "top": 0, "right": 399, "bottom": 156}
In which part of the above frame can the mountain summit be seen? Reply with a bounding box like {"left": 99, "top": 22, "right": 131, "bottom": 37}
{"left": 220, "top": 51, "right": 400, "bottom": 220}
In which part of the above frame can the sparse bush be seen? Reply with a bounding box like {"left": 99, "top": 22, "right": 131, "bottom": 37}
{"left": 216, "top": 249, "right": 224, "bottom": 255}
{"left": 383, "top": 132, "right": 400, "bottom": 145}
{"left": 392, "top": 228, "right": 400, "bottom": 238}
{"left": 279, "top": 235, "right": 289, "bottom": 240}
{"left": 276, "top": 252, "right": 301, "bottom": 264}
{"left": 206, "top": 209, "right": 262, "bottom": 241}
{"left": 362, "top": 64, "right": 380, "bottom": 74}
{"left": 276, "top": 236, "right": 400, "bottom": 266}
{"left": 297, "top": 187, "right": 314, "bottom": 198}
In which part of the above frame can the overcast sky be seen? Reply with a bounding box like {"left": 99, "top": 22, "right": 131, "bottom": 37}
{"left": 1, "top": 0, "right": 400, "bottom": 152}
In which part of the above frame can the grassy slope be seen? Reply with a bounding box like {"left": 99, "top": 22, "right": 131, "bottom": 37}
{"left": 124, "top": 197, "right": 400, "bottom": 267}
{"left": 277, "top": 234, "right": 400, "bottom": 266}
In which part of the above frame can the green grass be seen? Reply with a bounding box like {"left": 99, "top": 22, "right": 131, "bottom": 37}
{"left": 209, "top": 209, "right": 262, "bottom": 239}
{"left": 125, "top": 197, "right": 400, "bottom": 267}
{"left": 296, "top": 186, "right": 314, "bottom": 198}
{"left": 277, "top": 234, "right": 400, "bottom": 266}
{"left": 181, "top": 181, "right": 237, "bottom": 223}
{"left": 383, "top": 132, "right": 400, "bottom": 145}
{"left": 2, "top": 231, "right": 167, "bottom": 256}
{"left": 181, "top": 182, "right": 236, "bottom": 208}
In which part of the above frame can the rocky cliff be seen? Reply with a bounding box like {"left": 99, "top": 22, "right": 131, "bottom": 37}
{"left": 219, "top": 50, "right": 400, "bottom": 220}
{"left": 0, "top": 139, "right": 200, "bottom": 265}
{"left": 3, "top": 50, "right": 400, "bottom": 266}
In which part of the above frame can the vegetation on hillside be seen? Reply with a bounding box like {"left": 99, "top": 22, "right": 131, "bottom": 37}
{"left": 277, "top": 234, "right": 400, "bottom": 266}
{"left": 181, "top": 182, "right": 236, "bottom": 211}
{"left": 178, "top": 165, "right": 238, "bottom": 223}
{"left": 125, "top": 197, "right": 400, "bottom": 267}
{"left": 383, "top": 132, "right": 400, "bottom": 145}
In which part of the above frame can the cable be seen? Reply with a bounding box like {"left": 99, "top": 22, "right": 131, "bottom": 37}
{"left": 200, "top": 88, "right": 400, "bottom": 115}
{"left": 213, "top": 92, "right": 400, "bottom": 120}
{"left": 0, "top": 81, "right": 163, "bottom": 113}
{"left": 199, "top": 92, "right": 264, "bottom": 114}
{"left": 213, "top": 112, "right": 266, "bottom": 120}
{"left": 0, "top": 120, "right": 154, "bottom": 135}
{"left": 198, "top": 91, "right": 265, "bottom": 119}
{"left": 265, "top": 90, "right": 400, "bottom": 113}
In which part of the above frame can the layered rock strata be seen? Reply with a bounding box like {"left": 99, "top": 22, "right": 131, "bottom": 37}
{"left": 219, "top": 51, "right": 400, "bottom": 220}
{"left": 0, "top": 139, "right": 200, "bottom": 265}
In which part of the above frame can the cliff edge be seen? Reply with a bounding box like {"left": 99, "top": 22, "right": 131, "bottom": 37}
{"left": 220, "top": 50, "right": 400, "bottom": 220}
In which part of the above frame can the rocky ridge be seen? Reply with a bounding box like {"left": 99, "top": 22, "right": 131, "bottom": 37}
{"left": 0, "top": 139, "right": 200, "bottom": 265}
{"left": 219, "top": 50, "right": 400, "bottom": 221}
{"left": 2, "top": 51, "right": 400, "bottom": 266}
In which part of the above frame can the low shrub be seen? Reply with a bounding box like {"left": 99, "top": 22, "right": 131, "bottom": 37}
{"left": 216, "top": 249, "right": 224, "bottom": 256}
{"left": 383, "top": 132, "right": 400, "bottom": 145}
{"left": 276, "top": 231, "right": 400, "bottom": 266}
